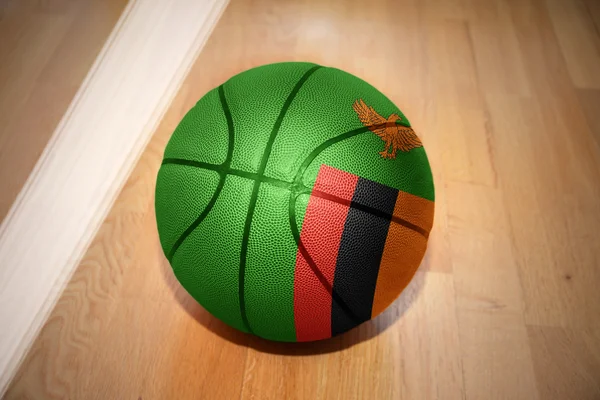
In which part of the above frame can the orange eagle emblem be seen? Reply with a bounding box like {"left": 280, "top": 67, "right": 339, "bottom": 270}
{"left": 352, "top": 99, "right": 423, "bottom": 159}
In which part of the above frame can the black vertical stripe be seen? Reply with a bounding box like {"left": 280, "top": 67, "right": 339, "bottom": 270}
{"left": 351, "top": 178, "right": 400, "bottom": 215}
{"left": 331, "top": 178, "right": 399, "bottom": 336}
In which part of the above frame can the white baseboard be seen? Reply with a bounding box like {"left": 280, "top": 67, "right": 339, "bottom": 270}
{"left": 0, "top": 0, "right": 228, "bottom": 393}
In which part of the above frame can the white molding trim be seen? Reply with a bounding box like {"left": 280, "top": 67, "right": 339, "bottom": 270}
{"left": 0, "top": 0, "right": 228, "bottom": 392}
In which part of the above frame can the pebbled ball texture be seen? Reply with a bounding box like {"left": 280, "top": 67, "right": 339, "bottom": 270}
{"left": 155, "top": 62, "right": 435, "bottom": 342}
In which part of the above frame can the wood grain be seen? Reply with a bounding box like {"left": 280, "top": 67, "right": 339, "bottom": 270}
{"left": 5, "top": 0, "right": 600, "bottom": 398}
{"left": 0, "top": 0, "right": 128, "bottom": 223}
{"left": 546, "top": 0, "right": 600, "bottom": 89}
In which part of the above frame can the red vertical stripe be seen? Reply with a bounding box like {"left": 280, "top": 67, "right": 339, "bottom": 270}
{"left": 293, "top": 165, "right": 359, "bottom": 342}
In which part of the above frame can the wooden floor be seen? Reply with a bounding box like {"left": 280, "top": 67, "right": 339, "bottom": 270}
{"left": 0, "top": 0, "right": 128, "bottom": 223}
{"left": 5, "top": 0, "right": 600, "bottom": 398}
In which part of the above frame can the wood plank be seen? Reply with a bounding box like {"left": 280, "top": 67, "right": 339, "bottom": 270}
{"left": 446, "top": 181, "right": 539, "bottom": 400}
{"left": 0, "top": 0, "right": 128, "bottom": 222}
{"left": 499, "top": 0, "right": 600, "bottom": 329}
{"left": 545, "top": 0, "right": 600, "bottom": 89}
{"left": 394, "top": 272, "right": 464, "bottom": 400}
{"left": 577, "top": 89, "right": 600, "bottom": 147}
{"left": 5, "top": 130, "right": 166, "bottom": 399}
{"left": 420, "top": 0, "right": 468, "bottom": 21}
{"left": 464, "top": 0, "right": 531, "bottom": 95}
{"left": 425, "top": 20, "right": 497, "bottom": 187}
{"left": 528, "top": 325, "right": 600, "bottom": 400}
{"left": 419, "top": 180, "right": 453, "bottom": 274}
{"left": 488, "top": 92, "right": 600, "bottom": 329}
{"left": 583, "top": 0, "right": 600, "bottom": 33}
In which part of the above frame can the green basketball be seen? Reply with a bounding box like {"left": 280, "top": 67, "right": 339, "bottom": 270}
{"left": 155, "top": 62, "right": 434, "bottom": 342}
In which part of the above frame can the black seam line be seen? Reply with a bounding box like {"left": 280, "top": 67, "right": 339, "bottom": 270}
{"left": 238, "top": 65, "right": 323, "bottom": 334}
{"left": 351, "top": 200, "right": 428, "bottom": 238}
{"left": 166, "top": 85, "right": 234, "bottom": 263}
{"left": 167, "top": 176, "right": 225, "bottom": 262}
{"left": 311, "top": 190, "right": 429, "bottom": 239}
{"left": 163, "top": 123, "right": 383, "bottom": 188}
{"left": 221, "top": 84, "right": 235, "bottom": 162}
{"left": 162, "top": 159, "right": 297, "bottom": 191}
{"left": 162, "top": 157, "right": 430, "bottom": 240}
{"left": 293, "top": 125, "right": 378, "bottom": 186}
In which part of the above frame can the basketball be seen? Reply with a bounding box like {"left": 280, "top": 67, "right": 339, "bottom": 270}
{"left": 155, "top": 62, "right": 434, "bottom": 342}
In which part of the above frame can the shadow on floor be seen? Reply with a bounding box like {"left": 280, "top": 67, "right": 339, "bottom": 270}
{"left": 160, "top": 246, "right": 425, "bottom": 355}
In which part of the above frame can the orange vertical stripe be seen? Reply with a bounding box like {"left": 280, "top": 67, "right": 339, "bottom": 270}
{"left": 371, "top": 191, "right": 434, "bottom": 317}
{"left": 393, "top": 190, "right": 435, "bottom": 232}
